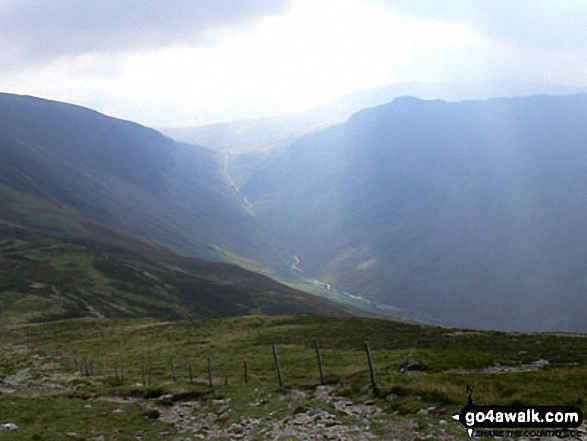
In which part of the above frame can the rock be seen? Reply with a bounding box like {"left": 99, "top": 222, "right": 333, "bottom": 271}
{"left": 399, "top": 359, "right": 428, "bottom": 373}
{"left": 217, "top": 412, "right": 230, "bottom": 422}
{"left": 196, "top": 425, "right": 209, "bottom": 434}
{"left": 314, "top": 385, "right": 332, "bottom": 402}
{"left": 0, "top": 423, "right": 18, "bottom": 432}
{"left": 417, "top": 406, "right": 435, "bottom": 415}
{"left": 142, "top": 409, "right": 161, "bottom": 419}
{"left": 216, "top": 405, "right": 230, "bottom": 415}
{"left": 249, "top": 398, "right": 269, "bottom": 407}
{"left": 293, "top": 405, "right": 308, "bottom": 414}
{"left": 287, "top": 390, "right": 308, "bottom": 400}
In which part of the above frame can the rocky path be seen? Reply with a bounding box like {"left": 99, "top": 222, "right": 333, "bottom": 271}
{"left": 147, "top": 387, "right": 384, "bottom": 440}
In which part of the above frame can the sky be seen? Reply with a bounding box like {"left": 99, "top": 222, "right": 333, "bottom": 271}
{"left": 1, "top": 0, "right": 586, "bottom": 127}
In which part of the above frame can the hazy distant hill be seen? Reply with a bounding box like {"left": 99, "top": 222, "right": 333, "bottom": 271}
{"left": 162, "top": 81, "right": 585, "bottom": 156}
{"left": 243, "top": 94, "right": 587, "bottom": 332}
{"left": 0, "top": 93, "right": 287, "bottom": 268}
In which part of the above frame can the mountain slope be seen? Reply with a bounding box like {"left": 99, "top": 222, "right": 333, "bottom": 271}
{"left": 243, "top": 94, "right": 587, "bottom": 332}
{"left": 0, "top": 219, "right": 353, "bottom": 325}
{"left": 0, "top": 93, "right": 286, "bottom": 268}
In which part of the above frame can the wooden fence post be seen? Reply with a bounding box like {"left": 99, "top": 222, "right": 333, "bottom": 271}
{"left": 243, "top": 360, "right": 248, "bottom": 385}
{"left": 364, "top": 341, "right": 378, "bottom": 393}
{"left": 316, "top": 340, "right": 325, "bottom": 385}
{"left": 272, "top": 343, "right": 284, "bottom": 389}
{"left": 148, "top": 356, "right": 152, "bottom": 386}
{"left": 170, "top": 355, "right": 177, "bottom": 383}
{"left": 207, "top": 357, "right": 213, "bottom": 388}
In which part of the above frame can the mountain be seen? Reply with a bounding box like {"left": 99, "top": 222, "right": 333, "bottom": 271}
{"left": 162, "top": 81, "right": 586, "bottom": 194}
{"left": 242, "top": 93, "right": 587, "bottom": 332}
{"left": 0, "top": 92, "right": 288, "bottom": 270}
{"left": 6, "top": 91, "right": 587, "bottom": 332}
{"left": 161, "top": 80, "right": 586, "bottom": 156}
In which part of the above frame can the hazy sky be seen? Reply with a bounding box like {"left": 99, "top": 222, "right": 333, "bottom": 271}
{"left": 1, "top": 0, "right": 586, "bottom": 127}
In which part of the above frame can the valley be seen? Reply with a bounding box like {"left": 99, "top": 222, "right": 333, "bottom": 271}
{"left": 4, "top": 92, "right": 587, "bottom": 332}
{"left": 1, "top": 90, "right": 587, "bottom": 439}
{"left": 2, "top": 2, "right": 587, "bottom": 439}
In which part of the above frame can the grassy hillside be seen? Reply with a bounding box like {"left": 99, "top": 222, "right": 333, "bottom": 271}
{"left": 1, "top": 315, "right": 585, "bottom": 439}
{"left": 0, "top": 218, "right": 353, "bottom": 326}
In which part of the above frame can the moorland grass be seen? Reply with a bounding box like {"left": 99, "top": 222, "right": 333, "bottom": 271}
{"left": 5, "top": 315, "right": 586, "bottom": 410}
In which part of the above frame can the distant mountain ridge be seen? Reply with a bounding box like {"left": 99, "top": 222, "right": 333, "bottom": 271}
{"left": 243, "top": 93, "right": 587, "bottom": 332}
{"left": 4, "top": 91, "right": 587, "bottom": 332}
{"left": 162, "top": 81, "right": 586, "bottom": 155}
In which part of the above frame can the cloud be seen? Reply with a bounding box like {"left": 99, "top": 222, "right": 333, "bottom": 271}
{"left": 0, "top": 0, "right": 485, "bottom": 127}
{"left": 2, "top": 0, "right": 584, "bottom": 128}
{"left": 0, "top": 0, "right": 291, "bottom": 62}
{"left": 375, "top": 0, "right": 587, "bottom": 51}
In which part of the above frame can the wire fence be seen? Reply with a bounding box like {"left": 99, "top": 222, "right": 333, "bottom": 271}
{"left": 0, "top": 325, "right": 381, "bottom": 392}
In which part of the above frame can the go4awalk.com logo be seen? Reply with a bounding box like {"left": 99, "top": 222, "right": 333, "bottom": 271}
{"left": 452, "top": 387, "right": 583, "bottom": 438}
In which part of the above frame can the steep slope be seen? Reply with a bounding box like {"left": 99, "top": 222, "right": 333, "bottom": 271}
{"left": 0, "top": 219, "right": 353, "bottom": 325}
{"left": 243, "top": 94, "right": 587, "bottom": 332}
{"left": 0, "top": 93, "right": 286, "bottom": 268}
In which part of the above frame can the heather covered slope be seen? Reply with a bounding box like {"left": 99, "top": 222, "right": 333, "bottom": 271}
{"left": 0, "top": 219, "right": 353, "bottom": 325}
